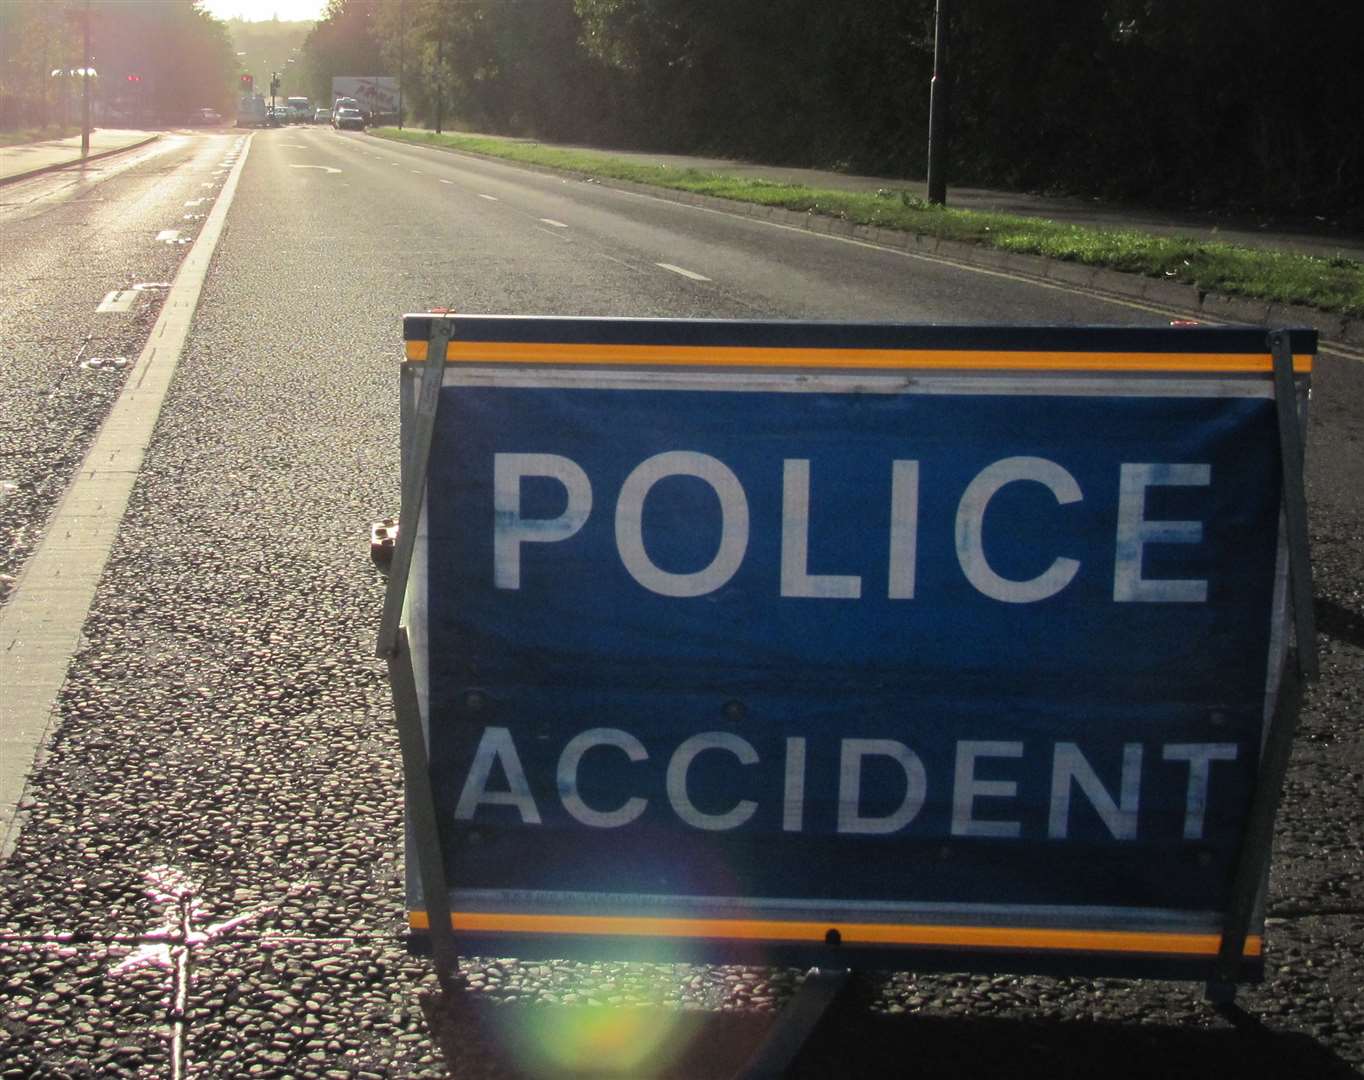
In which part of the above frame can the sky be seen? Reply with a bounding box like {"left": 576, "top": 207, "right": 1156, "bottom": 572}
{"left": 198, "top": 0, "right": 327, "bottom": 22}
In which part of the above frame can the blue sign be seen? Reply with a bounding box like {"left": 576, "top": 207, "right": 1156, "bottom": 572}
{"left": 402, "top": 318, "right": 1313, "bottom": 977}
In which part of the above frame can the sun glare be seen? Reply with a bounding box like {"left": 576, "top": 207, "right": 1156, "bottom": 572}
{"left": 198, "top": 0, "right": 327, "bottom": 22}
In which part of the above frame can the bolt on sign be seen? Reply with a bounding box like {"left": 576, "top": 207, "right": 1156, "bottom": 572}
{"left": 382, "top": 316, "right": 1316, "bottom": 986}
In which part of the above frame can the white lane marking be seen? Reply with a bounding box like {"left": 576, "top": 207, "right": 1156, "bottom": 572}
{"left": 97, "top": 290, "right": 137, "bottom": 313}
{"left": 184, "top": 198, "right": 206, "bottom": 207}
{"left": 280, "top": 143, "right": 307, "bottom": 149}
{"left": 656, "top": 262, "right": 710, "bottom": 281}
{"left": 289, "top": 165, "right": 341, "bottom": 174}
{"left": 156, "top": 229, "right": 182, "bottom": 243}
{"left": 200, "top": 182, "right": 214, "bottom": 187}
{"left": 0, "top": 134, "right": 257, "bottom": 860}
{"left": 391, "top": 162, "right": 402, "bottom": 166}
{"left": 539, "top": 218, "right": 568, "bottom": 228}
{"left": 440, "top": 179, "right": 454, "bottom": 185}
{"left": 477, "top": 193, "right": 497, "bottom": 200}
{"left": 410, "top": 170, "right": 425, "bottom": 175}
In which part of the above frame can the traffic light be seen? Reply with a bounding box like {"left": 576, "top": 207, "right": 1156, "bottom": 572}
{"left": 126, "top": 74, "right": 141, "bottom": 83}
{"left": 270, "top": 73, "right": 280, "bottom": 96}
{"left": 240, "top": 73, "right": 253, "bottom": 93}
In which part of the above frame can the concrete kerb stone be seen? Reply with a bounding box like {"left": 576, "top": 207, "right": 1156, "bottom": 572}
{"left": 1200, "top": 293, "right": 1273, "bottom": 327}
{"left": 1269, "top": 303, "right": 1346, "bottom": 341}
{"left": 1140, "top": 277, "right": 1205, "bottom": 314}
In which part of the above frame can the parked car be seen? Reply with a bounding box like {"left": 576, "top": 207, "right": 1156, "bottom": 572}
{"left": 334, "top": 107, "right": 365, "bottom": 131}
{"left": 313, "top": 108, "right": 332, "bottom": 125}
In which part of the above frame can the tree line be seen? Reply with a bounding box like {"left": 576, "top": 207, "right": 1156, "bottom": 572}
{"left": 315, "top": 0, "right": 1361, "bottom": 223}
{"left": 0, "top": 0, "right": 236, "bottom": 128}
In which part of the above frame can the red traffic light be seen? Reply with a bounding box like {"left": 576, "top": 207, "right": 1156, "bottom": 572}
{"left": 126, "top": 74, "right": 141, "bottom": 82}
{"left": 240, "top": 73, "right": 253, "bottom": 89}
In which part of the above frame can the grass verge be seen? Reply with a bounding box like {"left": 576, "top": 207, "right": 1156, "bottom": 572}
{"left": 372, "top": 127, "right": 1363, "bottom": 318}
{"left": 0, "top": 125, "right": 82, "bottom": 148}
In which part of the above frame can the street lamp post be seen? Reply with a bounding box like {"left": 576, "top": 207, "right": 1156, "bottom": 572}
{"left": 80, "top": 0, "right": 91, "bottom": 155}
{"left": 926, "top": 0, "right": 951, "bottom": 205}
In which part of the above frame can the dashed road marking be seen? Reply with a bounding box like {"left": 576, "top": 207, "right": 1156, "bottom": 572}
{"left": 478, "top": 193, "right": 497, "bottom": 200}
{"left": 440, "top": 179, "right": 454, "bottom": 185}
{"left": 540, "top": 218, "right": 568, "bottom": 228}
{"left": 97, "top": 290, "right": 137, "bottom": 313}
{"left": 656, "top": 262, "right": 710, "bottom": 281}
{"left": 156, "top": 229, "right": 183, "bottom": 243}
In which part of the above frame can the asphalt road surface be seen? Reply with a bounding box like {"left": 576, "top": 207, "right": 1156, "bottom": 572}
{"left": 0, "top": 127, "right": 1360, "bottom": 1078}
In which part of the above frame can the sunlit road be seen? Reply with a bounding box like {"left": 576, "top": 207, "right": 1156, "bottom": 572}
{"left": 0, "top": 130, "right": 247, "bottom": 598}
{"left": 0, "top": 128, "right": 1360, "bottom": 1077}
{"left": 246, "top": 124, "right": 1170, "bottom": 325}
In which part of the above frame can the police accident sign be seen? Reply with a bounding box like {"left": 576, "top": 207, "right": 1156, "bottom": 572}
{"left": 399, "top": 316, "right": 1314, "bottom": 978}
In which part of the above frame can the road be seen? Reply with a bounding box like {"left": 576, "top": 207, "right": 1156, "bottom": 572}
{"left": 0, "top": 126, "right": 1360, "bottom": 1078}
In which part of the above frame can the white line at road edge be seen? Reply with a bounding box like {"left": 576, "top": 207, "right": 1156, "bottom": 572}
{"left": 656, "top": 262, "right": 711, "bottom": 281}
{"left": 0, "top": 134, "right": 254, "bottom": 862}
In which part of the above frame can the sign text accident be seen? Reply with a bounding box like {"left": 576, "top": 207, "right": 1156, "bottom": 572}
{"left": 398, "top": 318, "right": 1314, "bottom": 979}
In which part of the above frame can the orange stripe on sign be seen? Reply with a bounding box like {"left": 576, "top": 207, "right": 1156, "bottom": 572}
{"left": 406, "top": 910, "right": 1262, "bottom": 958}
{"left": 403, "top": 339, "right": 1312, "bottom": 374}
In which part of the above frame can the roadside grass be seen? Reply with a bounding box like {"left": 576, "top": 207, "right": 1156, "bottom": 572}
{"left": 372, "top": 127, "right": 1363, "bottom": 318}
{"left": 0, "top": 125, "right": 81, "bottom": 147}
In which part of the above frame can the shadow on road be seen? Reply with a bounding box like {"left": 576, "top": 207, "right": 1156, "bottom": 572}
{"left": 420, "top": 984, "right": 1359, "bottom": 1079}
{"left": 1316, "top": 596, "right": 1364, "bottom": 649}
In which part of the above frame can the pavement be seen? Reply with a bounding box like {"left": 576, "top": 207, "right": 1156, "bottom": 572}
{"left": 0, "top": 128, "right": 164, "bottom": 186}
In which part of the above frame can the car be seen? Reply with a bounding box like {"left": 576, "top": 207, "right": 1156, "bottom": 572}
{"left": 195, "top": 107, "right": 223, "bottom": 125}
{"left": 313, "top": 108, "right": 332, "bottom": 125}
{"left": 334, "top": 107, "right": 364, "bottom": 131}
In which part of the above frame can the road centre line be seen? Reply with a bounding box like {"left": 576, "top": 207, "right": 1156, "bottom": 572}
{"left": 656, "top": 262, "right": 711, "bottom": 281}
{"left": 0, "top": 134, "right": 255, "bottom": 861}
{"left": 97, "top": 290, "right": 137, "bottom": 313}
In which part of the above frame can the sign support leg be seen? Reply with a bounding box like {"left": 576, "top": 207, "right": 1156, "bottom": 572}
{"left": 388, "top": 629, "right": 458, "bottom": 985}
{"left": 1207, "top": 329, "right": 1318, "bottom": 1001}
{"left": 736, "top": 967, "right": 851, "bottom": 1079}
{"left": 376, "top": 318, "right": 458, "bottom": 984}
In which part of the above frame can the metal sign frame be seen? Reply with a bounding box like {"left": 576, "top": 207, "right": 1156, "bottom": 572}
{"left": 380, "top": 318, "right": 1316, "bottom": 997}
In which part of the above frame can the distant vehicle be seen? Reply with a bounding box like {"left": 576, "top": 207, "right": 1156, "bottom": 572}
{"left": 266, "top": 106, "right": 289, "bottom": 127}
{"left": 332, "top": 96, "right": 361, "bottom": 121}
{"left": 235, "top": 94, "right": 267, "bottom": 128}
{"left": 286, "top": 96, "right": 311, "bottom": 124}
{"left": 314, "top": 108, "right": 332, "bottom": 125}
{"left": 334, "top": 107, "right": 365, "bottom": 131}
{"left": 332, "top": 76, "right": 398, "bottom": 125}
{"left": 196, "top": 107, "right": 223, "bottom": 125}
